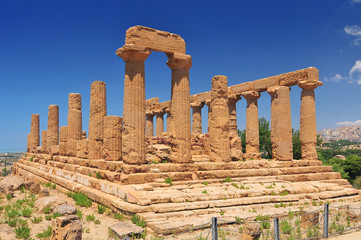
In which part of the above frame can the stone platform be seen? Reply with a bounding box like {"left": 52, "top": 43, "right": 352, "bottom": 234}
{"left": 14, "top": 153, "right": 361, "bottom": 234}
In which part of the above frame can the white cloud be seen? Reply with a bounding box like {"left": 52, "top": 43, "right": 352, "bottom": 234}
{"left": 351, "top": 0, "right": 361, "bottom": 3}
{"left": 324, "top": 73, "right": 344, "bottom": 82}
{"left": 336, "top": 119, "right": 361, "bottom": 126}
{"left": 325, "top": 60, "right": 361, "bottom": 85}
{"left": 344, "top": 25, "right": 361, "bottom": 46}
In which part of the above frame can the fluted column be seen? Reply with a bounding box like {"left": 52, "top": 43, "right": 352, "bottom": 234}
{"left": 59, "top": 126, "right": 68, "bottom": 156}
{"left": 165, "top": 108, "right": 171, "bottom": 134}
{"left": 146, "top": 112, "right": 155, "bottom": 137}
{"left": 89, "top": 81, "right": 107, "bottom": 159}
{"left": 191, "top": 102, "right": 204, "bottom": 135}
{"left": 209, "top": 75, "right": 231, "bottom": 162}
{"left": 103, "top": 116, "right": 122, "bottom": 161}
{"left": 47, "top": 105, "right": 59, "bottom": 153}
{"left": 228, "top": 94, "right": 243, "bottom": 160}
{"left": 154, "top": 110, "right": 164, "bottom": 136}
{"left": 67, "top": 93, "right": 82, "bottom": 157}
{"left": 298, "top": 81, "right": 323, "bottom": 160}
{"left": 116, "top": 45, "right": 150, "bottom": 164}
{"left": 30, "top": 114, "right": 40, "bottom": 152}
{"left": 242, "top": 91, "right": 261, "bottom": 160}
{"left": 27, "top": 134, "right": 31, "bottom": 152}
{"left": 167, "top": 53, "right": 192, "bottom": 163}
{"left": 41, "top": 130, "right": 47, "bottom": 153}
{"left": 205, "top": 100, "right": 211, "bottom": 133}
{"left": 267, "top": 86, "right": 293, "bottom": 161}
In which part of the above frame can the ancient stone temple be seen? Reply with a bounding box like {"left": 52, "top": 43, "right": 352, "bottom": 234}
{"left": 14, "top": 26, "right": 360, "bottom": 234}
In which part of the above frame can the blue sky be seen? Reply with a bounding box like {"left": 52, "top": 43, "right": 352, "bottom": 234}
{"left": 0, "top": 0, "right": 360, "bottom": 152}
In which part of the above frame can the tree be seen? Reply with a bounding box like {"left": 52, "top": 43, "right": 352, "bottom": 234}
{"left": 238, "top": 129, "right": 246, "bottom": 153}
{"left": 258, "top": 117, "right": 272, "bottom": 159}
{"left": 292, "top": 129, "right": 301, "bottom": 160}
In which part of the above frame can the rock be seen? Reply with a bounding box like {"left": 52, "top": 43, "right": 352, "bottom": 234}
{"left": 53, "top": 204, "right": 76, "bottom": 216}
{"left": 35, "top": 196, "right": 67, "bottom": 212}
{"left": 108, "top": 221, "right": 144, "bottom": 239}
{"left": 39, "top": 187, "right": 50, "bottom": 198}
{"left": 30, "top": 183, "right": 41, "bottom": 194}
{"left": 23, "top": 180, "right": 34, "bottom": 190}
{"left": 241, "top": 223, "right": 262, "bottom": 240}
{"left": 348, "top": 203, "right": 361, "bottom": 219}
{"left": 51, "top": 215, "right": 82, "bottom": 240}
{"left": 301, "top": 211, "right": 319, "bottom": 229}
{"left": 0, "top": 176, "right": 25, "bottom": 194}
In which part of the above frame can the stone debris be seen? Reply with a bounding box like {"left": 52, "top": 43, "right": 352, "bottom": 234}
{"left": 51, "top": 215, "right": 82, "bottom": 240}
{"left": 108, "top": 221, "right": 144, "bottom": 239}
{"left": 53, "top": 204, "right": 77, "bottom": 216}
{"left": 35, "top": 196, "right": 67, "bottom": 213}
{"left": 0, "top": 176, "right": 26, "bottom": 194}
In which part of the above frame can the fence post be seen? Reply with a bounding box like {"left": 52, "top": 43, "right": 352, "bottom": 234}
{"left": 274, "top": 217, "right": 280, "bottom": 240}
{"left": 323, "top": 203, "right": 329, "bottom": 238}
{"left": 212, "top": 217, "right": 218, "bottom": 240}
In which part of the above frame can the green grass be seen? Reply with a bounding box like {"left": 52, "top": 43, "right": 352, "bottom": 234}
{"left": 36, "top": 226, "right": 52, "bottom": 238}
{"left": 17, "top": 219, "right": 28, "bottom": 226}
{"left": 98, "top": 204, "right": 106, "bottom": 214}
{"left": 279, "top": 191, "right": 289, "bottom": 196}
{"left": 8, "top": 219, "right": 17, "bottom": 227}
{"left": 30, "top": 216, "right": 43, "bottom": 224}
{"left": 114, "top": 212, "right": 124, "bottom": 220}
{"left": 45, "top": 215, "right": 52, "bottom": 221}
{"left": 7, "top": 209, "right": 20, "bottom": 218}
{"left": 43, "top": 206, "right": 52, "bottom": 214}
{"left": 131, "top": 214, "right": 146, "bottom": 228}
{"left": 203, "top": 181, "right": 208, "bottom": 186}
{"left": 76, "top": 209, "right": 83, "bottom": 219}
{"left": 94, "top": 219, "right": 101, "bottom": 224}
{"left": 270, "top": 190, "right": 276, "bottom": 195}
{"left": 280, "top": 219, "right": 292, "bottom": 234}
{"left": 202, "top": 190, "right": 208, "bottom": 194}
{"left": 20, "top": 207, "right": 32, "bottom": 217}
{"left": 30, "top": 156, "right": 34, "bottom": 162}
{"left": 15, "top": 225, "right": 30, "bottom": 239}
{"left": 222, "top": 177, "right": 232, "bottom": 182}
{"left": 45, "top": 182, "right": 52, "bottom": 188}
{"left": 231, "top": 183, "right": 239, "bottom": 188}
{"left": 165, "top": 177, "right": 172, "bottom": 185}
{"left": 52, "top": 183, "right": 56, "bottom": 189}
{"left": 72, "top": 193, "right": 92, "bottom": 208}
{"left": 96, "top": 172, "right": 102, "bottom": 179}
{"left": 20, "top": 186, "right": 25, "bottom": 194}
{"left": 86, "top": 214, "right": 95, "bottom": 222}
{"left": 52, "top": 212, "right": 62, "bottom": 219}
{"left": 6, "top": 193, "right": 13, "bottom": 200}
{"left": 220, "top": 211, "right": 225, "bottom": 216}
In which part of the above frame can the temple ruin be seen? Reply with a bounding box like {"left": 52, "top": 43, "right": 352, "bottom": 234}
{"left": 14, "top": 26, "right": 360, "bottom": 234}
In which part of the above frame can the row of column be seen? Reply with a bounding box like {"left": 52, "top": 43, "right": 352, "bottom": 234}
{"left": 28, "top": 81, "right": 122, "bottom": 161}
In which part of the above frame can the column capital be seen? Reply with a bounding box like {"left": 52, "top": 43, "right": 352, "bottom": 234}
{"left": 228, "top": 94, "right": 241, "bottom": 104}
{"left": 191, "top": 102, "right": 205, "bottom": 109}
{"left": 242, "top": 91, "right": 260, "bottom": 101}
{"left": 153, "top": 109, "right": 165, "bottom": 116}
{"left": 205, "top": 99, "right": 211, "bottom": 107}
{"left": 145, "top": 111, "right": 154, "bottom": 117}
{"left": 298, "top": 80, "right": 323, "bottom": 91}
{"left": 164, "top": 107, "right": 171, "bottom": 114}
{"left": 167, "top": 53, "right": 192, "bottom": 70}
{"left": 116, "top": 44, "right": 151, "bottom": 63}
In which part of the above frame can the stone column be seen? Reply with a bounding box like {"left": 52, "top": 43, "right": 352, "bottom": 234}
{"left": 205, "top": 100, "right": 211, "bottom": 133}
{"left": 242, "top": 91, "right": 261, "bottom": 160}
{"left": 103, "top": 116, "right": 122, "bottom": 161}
{"left": 165, "top": 107, "right": 171, "bottom": 134}
{"left": 30, "top": 114, "right": 40, "bottom": 152}
{"left": 298, "top": 81, "right": 322, "bottom": 160}
{"left": 228, "top": 94, "right": 243, "bottom": 160}
{"left": 116, "top": 45, "right": 150, "bottom": 164}
{"left": 27, "top": 134, "right": 31, "bottom": 152}
{"left": 191, "top": 102, "right": 204, "bottom": 135}
{"left": 209, "top": 75, "right": 231, "bottom": 162}
{"left": 154, "top": 110, "right": 164, "bottom": 136}
{"left": 59, "top": 126, "right": 68, "bottom": 156}
{"left": 167, "top": 53, "right": 192, "bottom": 163}
{"left": 47, "top": 105, "right": 59, "bottom": 153}
{"left": 41, "top": 130, "right": 47, "bottom": 153}
{"left": 267, "top": 86, "right": 293, "bottom": 161}
{"left": 88, "top": 81, "right": 107, "bottom": 159}
{"left": 146, "top": 112, "right": 154, "bottom": 137}
{"left": 67, "top": 93, "right": 82, "bottom": 157}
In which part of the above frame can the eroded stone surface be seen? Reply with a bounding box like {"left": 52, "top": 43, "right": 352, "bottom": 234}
{"left": 51, "top": 215, "right": 82, "bottom": 240}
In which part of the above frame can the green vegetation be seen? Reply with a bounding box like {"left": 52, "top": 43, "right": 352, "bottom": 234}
{"left": 222, "top": 177, "right": 232, "bottom": 182}
{"left": 202, "top": 190, "right": 207, "bottom": 194}
{"left": 165, "top": 177, "right": 172, "bottom": 185}
{"left": 6, "top": 193, "right": 13, "bottom": 200}
{"left": 14, "top": 225, "right": 30, "bottom": 239}
{"left": 72, "top": 192, "right": 92, "bottom": 207}
{"left": 45, "top": 182, "right": 52, "bottom": 188}
{"left": 94, "top": 219, "right": 101, "bottom": 224}
{"left": 45, "top": 215, "right": 52, "bottom": 221}
{"left": 76, "top": 209, "right": 83, "bottom": 219}
{"left": 30, "top": 216, "right": 43, "bottom": 224}
{"left": 20, "top": 207, "right": 32, "bottom": 217}
{"left": 131, "top": 214, "right": 146, "bottom": 228}
{"left": 96, "top": 172, "right": 102, "bottom": 179}
{"left": 114, "top": 212, "right": 124, "bottom": 220}
{"left": 86, "top": 214, "right": 96, "bottom": 222}
{"left": 43, "top": 206, "right": 52, "bottom": 214}
{"left": 36, "top": 226, "right": 52, "bottom": 238}
{"left": 202, "top": 181, "right": 208, "bottom": 186}
{"left": 97, "top": 204, "right": 106, "bottom": 214}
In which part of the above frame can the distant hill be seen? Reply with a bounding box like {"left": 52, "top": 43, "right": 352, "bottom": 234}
{"left": 318, "top": 126, "right": 361, "bottom": 142}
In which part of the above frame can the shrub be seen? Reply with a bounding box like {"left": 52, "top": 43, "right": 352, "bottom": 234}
{"left": 220, "top": 211, "right": 225, "bottom": 216}
{"left": 98, "top": 204, "right": 106, "bottom": 214}
{"left": 15, "top": 225, "right": 30, "bottom": 239}
{"left": 20, "top": 186, "right": 25, "bottom": 193}
{"left": 270, "top": 191, "right": 276, "bottom": 196}
{"left": 66, "top": 191, "right": 73, "bottom": 198}
{"left": 18, "top": 219, "right": 28, "bottom": 226}
{"left": 36, "top": 226, "right": 52, "bottom": 238}
{"left": 86, "top": 214, "right": 95, "bottom": 222}
{"left": 72, "top": 193, "right": 92, "bottom": 208}
{"left": 114, "top": 212, "right": 124, "bottom": 220}
{"left": 131, "top": 214, "right": 146, "bottom": 228}
{"left": 165, "top": 177, "right": 172, "bottom": 185}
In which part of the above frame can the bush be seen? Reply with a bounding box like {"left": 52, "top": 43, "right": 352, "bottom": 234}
{"left": 36, "top": 226, "right": 52, "bottom": 238}
{"left": 15, "top": 225, "right": 30, "bottom": 239}
{"left": 52, "top": 183, "right": 56, "bottom": 189}
{"left": 72, "top": 193, "right": 92, "bottom": 208}
{"left": 131, "top": 214, "right": 146, "bottom": 228}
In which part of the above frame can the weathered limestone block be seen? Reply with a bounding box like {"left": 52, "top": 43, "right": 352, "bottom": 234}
{"left": 125, "top": 25, "right": 186, "bottom": 54}
{"left": 68, "top": 93, "right": 82, "bottom": 156}
{"left": 59, "top": 126, "right": 68, "bottom": 156}
{"left": 154, "top": 110, "right": 164, "bottom": 136}
{"left": 51, "top": 215, "right": 82, "bottom": 240}
{"left": 27, "top": 134, "right": 31, "bottom": 152}
{"left": 146, "top": 112, "right": 154, "bottom": 137}
{"left": 298, "top": 78, "right": 323, "bottom": 160}
{"left": 228, "top": 81, "right": 253, "bottom": 96}
{"left": 167, "top": 53, "right": 192, "bottom": 163}
{"left": 267, "top": 86, "right": 293, "bottom": 161}
{"left": 53, "top": 204, "right": 76, "bottom": 216}
{"left": 88, "top": 81, "right": 106, "bottom": 159}
{"left": 209, "top": 75, "right": 231, "bottom": 162}
{"left": 30, "top": 114, "right": 40, "bottom": 152}
{"left": 41, "top": 130, "right": 47, "bottom": 153}
{"left": 301, "top": 211, "right": 319, "bottom": 230}
{"left": 242, "top": 91, "right": 261, "bottom": 160}
{"left": 191, "top": 102, "right": 204, "bottom": 135}
{"left": 47, "top": 105, "right": 59, "bottom": 153}
{"left": 103, "top": 116, "right": 122, "bottom": 161}
{"left": 76, "top": 139, "right": 89, "bottom": 159}
{"left": 228, "top": 94, "right": 243, "bottom": 161}
{"left": 117, "top": 45, "right": 150, "bottom": 164}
